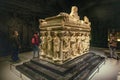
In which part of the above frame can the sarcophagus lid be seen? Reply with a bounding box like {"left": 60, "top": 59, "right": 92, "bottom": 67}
{"left": 39, "top": 6, "right": 91, "bottom": 31}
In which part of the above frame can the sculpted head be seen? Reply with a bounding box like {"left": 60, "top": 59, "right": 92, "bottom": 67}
{"left": 71, "top": 6, "right": 78, "bottom": 13}
{"left": 70, "top": 6, "right": 80, "bottom": 21}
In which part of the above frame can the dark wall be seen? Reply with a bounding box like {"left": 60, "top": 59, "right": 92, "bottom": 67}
{"left": 82, "top": 0, "right": 120, "bottom": 48}
{"left": 0, "top": 0, "right": 120, "bottom": 56}
{"left": 0, "top": 12, "right": 39, "bottom": 56}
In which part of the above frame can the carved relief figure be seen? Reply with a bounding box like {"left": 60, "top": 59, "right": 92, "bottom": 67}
{"left": 84, "top": 16, "right": 91, "bottom": 26}
{"left": 76, "top": 33, "right": 82, "bottom": 55}
{"left": 53, "top": 32, "right": 60, "bottom": 59}
{"left": 80, "top": 33, "right": 86, "bottom": 54}
{"left": 70, "top": 32, "right": 77, "bottom": 56}
{"left": 84, "top": 33, "right": 90, "bottom": 52}
{"left": 62, "top": 32, "right": 70, "bottom": 50}
{"left": 84, "top": 16, "right": 89, "bottom": 23}
{"left": 47, "top": 31, "right": 52, "bottom": 57}
{"left": 81, "top": 32, "right": 89, "bottom": 53}
{"left": 62, "top": 31, "right": 70, "bottom": 59}
{"left": 40, "top": 32, "right": 47, "bottom": 56}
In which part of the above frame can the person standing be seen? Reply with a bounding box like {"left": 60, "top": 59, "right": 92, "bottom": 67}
{"left": 32, "top": 32, "right": 40, "bottom": 58}
{"left": 108, "top": 33, "right": 120, "bottom": 60}
{"left": 11, "top": 31, "right": 21, "bottom": 62}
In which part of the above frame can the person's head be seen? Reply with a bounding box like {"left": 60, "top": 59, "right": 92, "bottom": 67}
{"left": 13, "top": 31, "right": 19, "bottom": 36}
{"left": 110, "top": 33, "right": 113, "bottom": 37}
{"left": 110, "top": 32, "right": 117, "bottom": 37}
{"left": 34, "top": 31, "right": 39, "bottom": 37}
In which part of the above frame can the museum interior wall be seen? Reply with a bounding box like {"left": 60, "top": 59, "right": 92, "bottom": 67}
{"left": 0, "top": 12, "right": 39, "bottom": 56}
{"left": 0, "top": 0, "right": 120, "bottom": 56}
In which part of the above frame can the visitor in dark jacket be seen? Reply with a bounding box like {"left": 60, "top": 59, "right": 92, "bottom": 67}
{"left": 11, "top": 31, "right": 21, "bottom": 62}
{"left": 108, "top": 33, "right": 120, "bottom": 60}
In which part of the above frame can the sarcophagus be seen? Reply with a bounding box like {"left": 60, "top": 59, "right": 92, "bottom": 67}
{"left": 39, "top": 6, "right": 91, "bottom": 64}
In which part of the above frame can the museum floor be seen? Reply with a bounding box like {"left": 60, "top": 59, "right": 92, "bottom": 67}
{"left": 0, "top": 47, "right": 120, "bottom": 80}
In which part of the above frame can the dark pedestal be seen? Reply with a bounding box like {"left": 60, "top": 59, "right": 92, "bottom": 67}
{"left": 16, "top": 52, "right": 105, "bottom": 80}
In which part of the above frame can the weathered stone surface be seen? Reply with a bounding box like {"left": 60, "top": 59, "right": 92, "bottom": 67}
{"left": 39, "top": 6, "right": 91, "bottom": 64}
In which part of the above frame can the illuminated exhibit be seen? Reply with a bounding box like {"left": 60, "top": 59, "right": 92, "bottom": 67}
{"left": 15, "top": 6, "right": 105, "bottom": 80}
{"left": 39, "top": 6, "right": 91, "bottom": 64}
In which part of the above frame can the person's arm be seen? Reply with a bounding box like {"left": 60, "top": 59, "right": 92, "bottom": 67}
{"left": 16, "top": 36, "right": 21, "bottom": 48}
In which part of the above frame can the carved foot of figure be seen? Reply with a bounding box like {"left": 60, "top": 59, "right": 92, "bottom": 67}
{"left": 80, "top": 50, "right": 84, "bottom": 54}
{"left": 73, "top": 52, "right": 77, "bottom": 56}
{"left": 53, "top": 57, "right": 60, "bottom": 61}
{"left": 71, "top": 54, "right": 75, "bottom": 59}
{"left": 40, "top": 53, "right": 45, "bottom": 57}
{"left": 47, "top": 54, "right": 50, "bottom": 57}
{"left": 83, "top": 49, "right": 89, "bottom": 53}
{"left": 46, "top": 55, "right": 52, "bottom": 60}
{"left": 75, "top": 53, "right": 80, "bottom": 57}
{"left": 39, "top": 56, "right": 44, "bottom": 59}
{"left": 53, "top": 57, "right": 57, "bottom": 60}
{"left": 74, "top": 51, "right": 79, "bottom": 56}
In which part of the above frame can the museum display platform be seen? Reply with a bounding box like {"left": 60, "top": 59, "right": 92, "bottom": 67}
{"left": 16, "top": 52, "right": 105, "bottom": 80}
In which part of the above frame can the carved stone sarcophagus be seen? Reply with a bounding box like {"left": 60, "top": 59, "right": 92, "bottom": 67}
{"left": 39, "top": 6, "right": 91, "bottom": 64}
